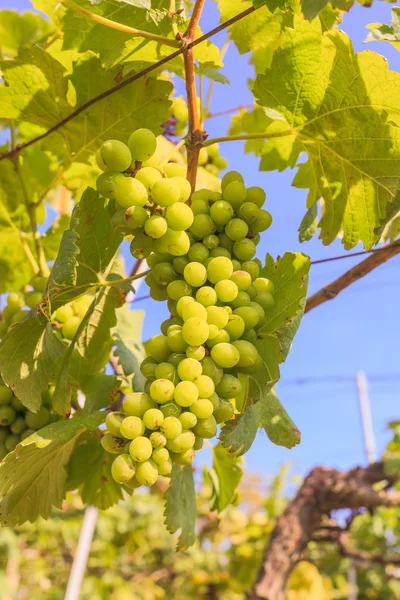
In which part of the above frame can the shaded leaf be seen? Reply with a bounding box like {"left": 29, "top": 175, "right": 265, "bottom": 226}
{"left": 82, "top": 374, "right": 121, "bottom": 415}
{"left": 219, "top": 405, "right": 259, "bottom": 456}
{"left": 298, "top": 204, "right": 318, "bottom": 242}
{"left": 209, "top": 444, "right": 243, "bottom": 511}
{"left": 112, "top": 306, "right": 146, "bottom": 391}
{"left": 259, "top": 388, "right": 301, "bottom": 448}
{"left": 164, "top": 465, "right": 196, "bottom": 550}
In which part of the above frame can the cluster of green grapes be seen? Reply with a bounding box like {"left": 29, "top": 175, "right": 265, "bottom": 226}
{"left": 52, "top": 296, "right": 93, "bottom": 341}
{"left": 0, "top": 276, "right": 47, "bottom": 339}
{"left": 0, "top": 379, "right": 58, "bottom": 459}
{"left": 95, "top": 127, "right": 274, "bottom": 490}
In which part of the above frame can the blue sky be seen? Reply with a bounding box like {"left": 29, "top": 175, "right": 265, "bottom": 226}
{"left": 2, "top": 0, "right": 400, "bottom": 480}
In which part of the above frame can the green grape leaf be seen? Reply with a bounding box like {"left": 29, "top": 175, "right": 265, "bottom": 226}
{"left": 252, "top": 19, "right": 400, "bottom": 248}
{"left": 300, "top": 0, "right": 353, "bottom": 20}
{"left": 81, "top": 374, "right": 121, "bottom": 415}
{"left": 298, "top": 204, "right": 318, "bottom": 242}
{"left": 164, "top": 465, "right": 197, "bottom": 550}
{"left": 196, "top": 66, "right": 230, "bottom": 85}
{"left": 0, "top": 412, "right": 104, "bottom": 525}
{"left": 209, "top": 444, "right": 243, "bottom": 511}
{"left": 381, "top": 214, "right": 400, "bottom": 243}
{"left": 66, "top": 432, "right": 123, "bottom": 509}
{"left": 365, "top": 8, "right": 400, "bottom": 51}
{"left": 0, "top": 201, "right": 35, "bottom": 293}
{"left": 259, "top": 388, "right": 300, "bottom": 448}
{"left": 219, "top": 405, "right": 259, "bottom": 456}
{"left": 0, "top": 10, "right": 53, "bottom": 59}
{"left": 112, "top": 306, "right": 146, "bottom": 391}
{"left": 41, "top": 215, "right": 71, "bottom": 261}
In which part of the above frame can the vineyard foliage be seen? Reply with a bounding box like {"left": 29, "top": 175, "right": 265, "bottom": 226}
{"left": 0, "top": 0, "right": 398, "bottom": 544}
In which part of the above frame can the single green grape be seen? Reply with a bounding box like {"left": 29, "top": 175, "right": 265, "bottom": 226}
{"left": 207, "top": 324, "right": 219, "bottom": 340}
{"left": 98, "top": 139, "right": 132, "bottom": 172}
{"left": 130, "top": 232, "right": 154, "bottom": 259}
{"left": 124, "top": 475, "right": 142, "bottom": 490}
{"left": 135, "top": 166, "right": 162, "bottom": 191}
{"left": 203, "top": 234, "right": 219, "bottom": 250}
{"left": 152, "top": 179, "right": 181, "bottom": 207}
{"left": 216, "top": 374, "right": 242, "bottom": 399}
{"left": 11, "top": 396, "right": 24, "bottom": 411}
{"left": 253, "top": 278, "right": 275, "bottom": 294}
{"left": 150, "top": 431, "right": 167, "bottom": 448}
{"left": 7, "top": 292, "right": 24, "bottom": 312}
{"left": 128, "top": 128, "right": 157, "bottom": 162}
{"left": 174, "top": 381, "right": 199, "bottom": 407}
{"left": 209, "top": 392, "right": 220, "bottom": 411}
{"left": 171, "top": 176, "right": 192, "bottom": 202}
{"left": 111, "top": 454, "right": 136, "bottom": 484}
{"left": 188, "top": 243, "right": 209, "bottom": 263}
{"left": 186, "top": 345, "right": 206, "bottom": 361}
{"left": 201, "top": 356, "right": 223, "bottom": 385}
{"left": 145, "top": 335, "right": 170, "bottom": 362}
{"left": 152, "top": 262, "right": 177, "bottom": 287}
{"left": 246, "top": 186, "right": 266, "bottom": 208}
{"left": 154, "top": 362, "right": 177, "bottom": 382}
{"left": 152, "top": 447, "right": 169, "bottom": 465}
{"left": 172, "top": 256, "right": 189, "bottom": 275}
{"left": 209, "top": 200, "right": 233, "bottom": 226}
{"left": 167, "top": 430, "right": 195, "bottom": 453}
{"left": 62, "top": 316, "right": 81, "bottom": 340}
{"left": 120, "top": 416, "right": 145, "bottom": 439}
{"left": 214, "top": 399, "right": 234, "bottom": 424}
{"left": 144, "top": 215, "right": 168, "bottom": 239}
{"left": 218, "top": 232, "right": 234, "bottom": 251}
{"left": 10, "top": 417, "right": 27, "bottom": 435}
{"left": 183, "top": 262, "right": 207, "bottom": 288}
{"left": 252, "top": 209, "right": 272, "bottom": 233}
{"left": 165, "top": 202, "right": 194, "bottom": 231}
{"left": 233, "top": 306, "right": 260, "bottom": 330}
{"left": 194, "top": 375, "right": 215, "bottom": 399}
{"left": 160, "top": 402, "right": 182, "bottom": 418}
{"left": 224, "top": 314, "right": 245, "bottom": 340}
{"left": 210, "top": 247, "right": 231, "bottom": 260}
{"left": 171, "top": 96, "right": 189, "bottom": 121}
{"left": 24, "top": 291, "right": 42, "bottom": 309}
{"left": 158, "top": 459, "right": 173, "bottom": 476}
{"left": 170, "top": 448, "right": 195, "bottom": 466}
{"left": 233, "top": 239, "right": 256, "bottom": 261}
{"left": 0, "top": 386, "right": 13, "bottom": 406}
{"left": 176, "top": 295, "right": 195, "bottom": 318}
{"left": 196, "top": 286, "right": 217, "bottom": 307}
{"left": 5, "top": 434, "right": 19, "bottom": 452}
{"left": 143, "top": 408, "right": 164, "bottom": 430}
{"left": 160, "top": 416, "right": 182, "bottom": 439}
{"left": 179, "top": 411, "right": 197, "bottom": 429}
{"left": 105, "top": 411, "right": 125, "bottom": 437}
{"left": 182, "top": 301, "right": 208, "bottom": 322}
{"left": 123, "top": 392, "right": 157, "bottom": 417}
{"left": 191, "top": 198, "right": 210, "bottom": 215}
{"left": 215, "top": 279, "right": 238, "bottom": 303}
{"left": 206, "top": 329, "right": 230, "bottom": 349}
{"left": 147, "top": 252, "right": 173, "bottom": 267}
{"left": 129, "top": 436, "right": 153, "bottom": 462}
{"left": 96, "top": 172, "right": 125, "bottom": 199}
{"left": 111, "top": 209, "right": 135, "bottom": 235}
{"left": 135, "top": 459, "right": 159, "bottom": 486}
{"left": 163, "top": 163, "right": 186, "bottom": 178}
{"left": 25, "top": 406, "right": 50, "bottom": 429}
{"left": 206, "top": 306, "right": 229, "bottom": 329}
{"left": 230, "top": 291, "right": 251, "bottom": 308}
{"left": 225, "top": 218, "right": 249, "bottom": 241}
{"left": 223, "top": 180, "right": 247, "bottom": 209}
{"left": 114, "top": 177, "right": 148, "bottom": 209}
{"left": 182, "top": 317, "right": 209, "bottom": 346}
{"left": 101, "top": 433, "right": 126, "bottom": 454}
{"left": 189, "top": 214, "right": 215, "bottom": 238}
{"left": 254, "top": 290, "right": 275, "bottom": 310}
{"left": 167, "top": 279, "right": 193, "bottom": 301}
{"left": 190, "top": 399, "right": 214, "bottom": 419}
{"left": 156, "top": 229, "right": 190, "bottom": 256}
{"left": 194, "top": 437, "right": 204, "bottom": 450}
{"left": 177, "top": 358, "right": 202, "bottom": 382}
{"left": 124, "top": 205, "right": 148, "bottom": 230}
{"left": 237, "top": 201, "right": 260, "bottom": 225}
{"left": 53, "top": 305, "right": 73, "bottom": 325}
{"left": 248, "top": 301, "right": 265, "bottom": 325}
{"left": 211, "top": 343, "right": 240, "bottom": 369}
{"left": 232, "top": 340, "right": 259, "bottom": 367}
{"left": 221, "top": 171, "right": 244, "bottom": 191}
{"left": 150, "top": 379, "right": 175, "bottom": 404}
{"left": 160, "top": 316, "right": 183, "bottom": 337}
{"left": 230, "top": 270, "right": 252, "bottom": 291}
{"left": 167, "top": 329, "right": 188, "bottom": 353}
{"left": 193, "top": 415, "right": 217, "bottom": 439}
{"left": 207, "top": 257, "right": 233, "bottom": 284}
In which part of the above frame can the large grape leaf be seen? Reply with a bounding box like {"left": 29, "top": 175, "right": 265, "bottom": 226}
{"left": 112, "top": 306, "right": 146, "bottom": 392}
{"left": 164, "top": 465, "right": 197, "bottom": 550}
{"left": 208, "top": 444, "right": 243, "bottom": 511}
{"left": 235, "top": 18, "right": 400, "bottom": 249}
{"left": 0, "top": 10, "right": 53, "bottom": 59}
{"left": 81, "top": 374, "right": 121, "bottom": 414}
{"left": 0, "top": 412, "right": 105, "bottom": 525}
{"left": 365, "top": 8, "right": 400, "bottom": 51}
{"left": 0, "top": 201, "right": 35, "bottom": 293}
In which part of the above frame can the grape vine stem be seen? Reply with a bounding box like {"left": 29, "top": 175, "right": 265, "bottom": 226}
{"left": 203, "top": 130, "right": 293, "bottom": 147}
{"left": 60, "top": 0, "right": 180, "bottom": 47}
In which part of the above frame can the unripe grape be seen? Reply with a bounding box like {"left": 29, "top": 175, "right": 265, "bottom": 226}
{"left": 188, "top": 243, "right": 209, "bottom": 263}
{"left": 62, "top": 316, "right": 81, "bottom": 340}
{"left": 147, "top": 252, "right": 173, "bottom": 267}
{"left": 177, "top": 358, "right": 202, "bottom": 382}
{"left": 124, "top": 475, "right": 142, "bottom": 490}
{"left": 150, "top": 431, "right": 167, "bottom": 448}
{"left": 154, "top": 362, "right": 177, "bottom": 382}
{"left": 208, "top": 392, "right": 220, "bottom": 411}
{"left": 120, "top": 416, "right": 145, "bottom": 439}
{"left": 207, "top": 324, "right": 219, "bottom": 340}
{"left": 218, "top": 232, "right": 234, "bottom": 250}
{"left": 11, "top": 396, "right": 24, "bottom": 411}
{"left": 176, "top": 295, "right": 195, "bottom": 318}
{"left": 143, "top": 408, "right": 164, "bottom": 430}
{"left": 207, "top": 257, "right": 233, "bottom": 284}
{"left": 201, "top": 357, "right": 223, "bottom": 385}
{"left": 101, "top": 433, "right": 126, "bottom": 454}
{"left": 230, "top": 270, "right": 252, "bottom": 291}
{"left": 225, "top": 218, "right": 249, "bottom": 241}
{"left": 254, "top": 290, "right": 275, "bottom": 310}
{"left": 182, "top": 301, "right": 207, "bottom": 322}
{"left": 196, "top": 286, "right": 217, "bottom": 307}
{"left": 128, "top": 128, "right": 157, "bottom": 162}
{"left": 194, "top": 437, "right": 204, "bottom": 450}
{"left": 182, "top": 317, "right": 209, "bottom": 346}
{"left": 171, "top": 96, "right": 189, "bottom": 121}
{"left": 105, "top": 411, "right": 124, "bottom": 437}
{"left": 223, "top": 180, "right": 247, "bottom": 209}
{"left": 167, "top": 329, "right": 188, "bottom": 352}
{"left": 190, "top": 399, "right": 214, "bottom": 419}
{"left": 174, "top": 381, "right": 199, "bottom": 407}
{"left": 233, "top": 306, "right": 259, "bottom": 329}
{"left": 140, "top": 357, "right": 157, "bottom": 378}
{"left": 124, "top": 205, "right": 148, "bottom": 229}
{"left": 194, "top": 375, "right": 215, "bottom": 398}
{"left": 5, "top": 434, "right": 19, "bottom": 452}
{"left": 114, "top": 177, "right": 148, "bottom": 209}
{"left": 246, "top": 186, "right": 266, "bottom": 208}
{"left": 252, "top": 209, "right": 272, "bottom": 233}
{"left": 191, "top": 198, "right": 210, "bottom": 215}
{"left": 216, "top": 374, "right": 242, "bottom": 399}
{"left": 152, "top": 447, "right": 169, "bottom": 465}
{"left": 157, "top": 229, "right": 190, "bottom": 256}
{"left": 165, "top": 203, "right": 194, "bottom": 231}
{"left": 232, "top": 340, "right": 259, "bottom": 367}
{"left": 111, "top": 209, "right": 135, "bottom": 235}
{"left": 112, "top": 454, "right": 136, "bottom": 484}
{"left": 0, "top": 386, "right": 13, "bottom": 405}
{"left": 193, "top": 415, "right": 217, "bottom": 439}
{"left": 210, "top": 200, "right": 233, "bottom": 226}
{"left": 214, "top": 399, "right": 235, "bottom": 424}
{"left": 161, "top": 416, "right": 182, "bottom": 439}
{"left": 172, "top": 257, "right": 189, "bottom": 275}
{"left": 25, "top": 406, "right": 50, "bottom": 429}
{"left": 206, "top": 306, "right": 229, "bottom": 329}
{"left": 221, "top": 171, "right": 244, "bottom": 191}
{"left": 130, "top": 232, "right": 153, "bottom": 259}
{"left": 96, "top": 172, "right": 125, "bottom": 199}
{"left": 171, "top": 177, "right": 192, "bottom": 202}
{"left": 129, "top": 436, "right": 153, "bottom": 462}
{"left": 24, "top": 291, "right": 42, "bottom": 309}
{"left": 224, "top": 314, "right": 245, "bottom": 340}
{"left": 96, "top": 148, "right": 107, "bottom": 170}
{"left": 237, "top": 201, "right": 260, "bottom": 224}
{"left": 233, "top": 239, "right": 256, "bottom": 261}
{"left": 160, "top": 402, "right": 181, "bottom": 418}
{"left": 183, "top": 262, "right": 207, "bottom": 287}
{"left": 144, "top": 215, "right": 168, "bottom": 239}
{"left": 168, "top": 353, "right": 186, "bottom": 367}
{"left": 215, "top": 280, "right": 238, "bottom": 303}
{"left": 167, "top": 279, "right": 193, "bottom": 301}
{"left": 206, "top": 329, "right": 230, "bottom": 348}
{"left": 210, "top": 247, "right": 231, "bottom": 259}
{"left": 167, "top": 430, "right": 196, "bottom": 453}
{"left": 179, "top": 411, "right": 197, "bottom": 429}
{"left": 146, "top": 335, "right": 170, "bottom": 362}
{"left": 98, "top": 139, "right": 132, "bottom": 172}
{"left": 135, "top": 166, "right": 162, "bottom": 191}
{"left": 152, "top": 178, "right": 181, "bottom": 207}
{"left": 10, "top": 417, "right": 27, "bottom": 435}
{"left": 7, "top": 292, "right": 24, "bottom": 311}
{"left": 163, "top": 163, "right": 186, "bottom": 178}
{"left": 211, "top": 343, "right": 240, "bottom": 368}
{"left": 152, "top": 262, "right": 176, "bottom": 287}
{"left": 123, "top": 392, "right": 157, "bottom": 417}
{"left": 248, "top": 301, "right": 265, "bottom": 325}
{"left": 247, "top": 285, "right": 258, "bottom": 299}
{"left": 150, "top": 379, "right": 175, "bottom": 404}
{"left": 189, "top": 214, "right": 215, "bottom": 238}
{"left": 202, "top": 235, "right": 218, "bottom": 250}
{"left": 158, "top": 459, "right": 173, "bottom": 476}
{"left": 135, "top": 459, "right": 159, "bottom": 486}
{"left": 230, "top": 291, "right": 251, "bottom": 308}
{"left": 186, "top": 345, "right": 206, "bottom": 361}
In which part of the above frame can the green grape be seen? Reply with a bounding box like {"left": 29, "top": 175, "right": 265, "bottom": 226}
{"left": 111, "top": 209, "right": 135, "bottom": 235}
{"left": 176, "top": 295, "right": 195, "bottom": 318}
{"left": 150, "top": 379, "right": 175, "bottom": 404}
{"left": 231, "top": 260, "right": 241, "bottom": 271}
{"left": 160, "top": 316, "right": 183, "bottom": 336}
{"left": 233, "top": 239, "right": 256, "bottom": 261}
{"left": 167, "top": 279, "right": 193, "bottom": 301}
{"left": 207, "top": 324, "right": 219, "bottom": 340}
{"left": 149, "top": 283, "right": 169, "bottom": 301}
{"left": 165, "top": 203, "right": 194, "bottom": 230}
{"left": 135, "top": 166, "right": 162, "bottom": 191}
{"left": 146, "top": 335, "right": 170, "bottom": 362}
{"left": 114, "top": 177, "right": 148, "bottom": 209}
{"left": 191, "top": 189, "right": 219, "bottom": 202}
{"left": 156, "top": 229, "right": 190, "bottom": 256}
{"left": 188, "top": 243, "right": 209, "bottom": 263}
{"left": 147, "top": 252, "right": 173, "bottom": 267}
{"left": 207, "top": 257, "right": 233, "bottom": 284}
{"left": 171, "top": 177, "right": 192, "bottom": 202}
{"left": 230, "top": 270, "right": 252, "bottom": 291}
{"left": 171, "top": 96, "right": 189, "bottom": 121}
{"left": 174, "top": 381, "right": 199, "bottom": 407}
{"left": 101, "top": 433, "right": 126, "bottom": 454}
{"left": 143, "top": 408, "right": 164, "bottom": 430}
{"left": 25, "top": 406, "right": 50, "bottom": 429}
{"left": 190, "top": 399, "right": 214, "bottom": 419}
{"left": 163, "top": 163, "right": 186, "bottom": 178}
{"left": 214, "top": 157, "right": 228, "bottom": 170}
{"left": 124, "top": 205, "right": 148, "bottom": 229}
{"left": 0, "top": 429, "right": 7, "bottom": 443}
{"left": 193, "top": 415, "right": 217, "bottom": 439}
{"left": 11, "top": 396, "right": 24, "bottom": 411}
{"left": 206, "top": 329, "right": 230, "bottom": 349}
{"left": 10, "top": 417, "right": 27, "bottom": 435}
{"left": 98, "top": 140, "right": 132, "bottom": 172}
{"left": 247, "top": 285, "right": 257, "bottom": 299}
{"left": 167, "top": 329, "right": 188, "bottom": 353}
{"left": 214, "top": 399, "right": 234, "bottom": 424}
{"left": 230, "top": 291, "right": 251, "bottom": 308}
{"left": 253, "top": 278, "right": 275, "bottom": 294}
{"left": 206, "top": 306, "right": 229, "bottom": 329}
{"left": 152, "top": 262, "right": 177, "bottom": 287}
{"left": 233, "top": 306, "right": 259, "bottom": 329}
{"left": 160, "top": 402, "right": 181, "bottom": 418}
{"left": 218, "top": 232, "right": 234, "bottom": 250}
{"left": 152, "top": 447, "right": 169, "bottom": 465}
{"left": 225, "top": 218, "right": 249, "bottom": 241}
{"left": 144, "top": 215, "right": 168, "bottom": 239}
{"left": 232, "top": 340, "right": 259, "bottom": 367}
{"left": 130, "top": 232, "right": 154, "bottom": 259}
{"left": 124, "top": 475, "right": 142, "bottom": 490}
{"left": 179, "top": 411, "right": 197, "bottom": 429}
{"left": 150, "top": 431, "right": 167, "bottom": 448}
{"left": 24, "top": 291, "right": 42, "bottom": 309}
{"left": 224, "top": 314, "right": 245, "bottom": 340}
{"left": 209, "top": 392, "right": 220, "bottom": 411}
{"left": 120, "top": 416, "right": 145, "bottom": 439}
{"left": 160, "top": 416, "right": 182, "bottom": 439}
{"left": 203, "top": 234, "right": 219, "bottom": 250}
{"left": 216, "top": 374, "right": 242, "bottom": 399}
{"left": 198, "top": 147, "right": 208, "bottom": 165}
{"left": 189, "top": 214, "right": 215, "bottom": 238}
{"left": 206, "top": 142, "right": 219, "bottom": 158}
{"left": 10, "top": 309, "right": 29, "bottom": 325}
{"left": 167, "top": 353, "right": 185, "bottom": 368}
{"left": 196, "top": 286, "right": 217, "bottom": 307}
{"left": 7, "top": 292, "right": 24, "bottom": 311}
{"left": 186, "top": 345, "right": 206, "bottom": 361}
{"left": 182, "top": 301, "right": 207, "bottom": 321}
{"left": 5, "top": 434, "right": 19, "bottom": 452}
{"left": 254, "top": 290, "right": 275, "bottom": 310}
{"left": 20, "top": 428, "right": 36, "bottom": 441}
{"left": 135, "top": 459, "right": 159, "bottom": 486}
{"left": 152, "top": 178, "right": 181, "bottom": 207}
{"left": 154, "top": 362, "right": 177, "bottom": 382}
{"left": 194, "top": 375, "right": 215, "bottom": 399}
{"left": 96, "top": 148, "right": 107, "bottom": 170}
{"left": 129, "top": 436, "right": 153, "bottom": 462}
{"left": 170, "top": 448, "right": 195, "bottom": 466}
{"left": 112, "top": 454, "right": 136, "bottom": 484}
{"left": 96, "top": 172, "right": 125, "bottom": 199}
{"left": 215, "top": 280, "right": 238, "bottom": 303}
{"left": 194, "top": 437, "right": 204, "bottom": 450}
{"left": 128, "top": 128, "right": 157, "bottom": 162}
{"left": 210, "top": 247, "right": 231, "bottom": 259}
{"left": 223, "top": 180, "right": 247, "bottom": 209}
{"left": 177, "top": 358, "right": 202, "bottom": 381}
{"left": 171, "top": 258, "right": 189, "bottom": 277}
{"left": 167, "top": 430, "right": 195, "bottom": 453}
{"left": 221, "top": 171, "right": 244, "bottom": 191}
{"left": 72, "top": 295, "right": 93, "bottom": 317}
{"left": 62, "top": 316, "right": 81, "bottom": 340}
{"left": 191, "top": 198, "right": 210, "bottom": 215}
{"left": 0, "top": 386, "right": 13, "bottom": 405}
{"left": 182, "top": 317, "right": 209, "bottom": 346}
{"left": 123, "top": 392, "right": 157, "bottom": 417}
{"left": 201, "top": 356, "right": 223, "bottom": 385}
{"left": 246, "top": 186, "right": 266, "bottom": 208}
{"left": 144, "top": 379, "right": 155, "bottom": 394}
{"left": 158, "top": 459, "right": 173, "bottom": 476}
{"left": 248, "top": 301, "right": 265, "bottom": 325}
{"left": 237, "top": 201, "right": 260, "bottom": 224}
{"left": 183, "top": 262, "right": 207, "bottom": 287}
{"left": 105, "top": 411, "right": 124, "bottom": 437}
{"left": 211, "top": 343, "right": 240, "bottom": 368}
{"left": 252, "top": 209, "right": 272, "bottom": 233}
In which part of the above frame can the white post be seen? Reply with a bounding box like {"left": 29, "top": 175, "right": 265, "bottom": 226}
{"left": 356, "top": 371, "right": 377, "bottom": 464}
{"left": 64, "top": 505, "right": 98, "bottom": 600}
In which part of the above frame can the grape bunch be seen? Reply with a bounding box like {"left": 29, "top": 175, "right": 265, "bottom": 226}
{"left": 52, "top": 295, "right": 93, "bottom": 341}
{"left": 95, "top": 127, "right": 274, "bottom": 490}
{"left": 0, "top": 276, "right": 47, "bottom": 339}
